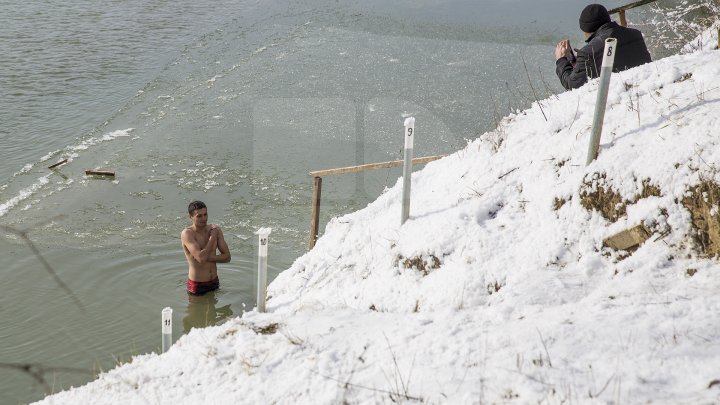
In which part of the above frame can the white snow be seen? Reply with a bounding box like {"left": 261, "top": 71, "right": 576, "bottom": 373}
{"left": 36, "top": 30, "right": 720, "bottom": 404}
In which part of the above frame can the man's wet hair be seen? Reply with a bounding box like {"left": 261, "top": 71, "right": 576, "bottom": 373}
{"left": 188, "top": 200, "right": 207, "bottom": 215}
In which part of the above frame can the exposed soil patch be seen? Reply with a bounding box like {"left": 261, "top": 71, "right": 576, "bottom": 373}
{"left": 638, "top": 179, "right": 662, "bottom": 200}
{"left": 579, "top": 174, "right": 661, "bottom": 222}
{"left": 681, "top": 179, "right": 720, "bottom": 257}
{"left": 580, "top": 174, "right": 627, "bottom": 222}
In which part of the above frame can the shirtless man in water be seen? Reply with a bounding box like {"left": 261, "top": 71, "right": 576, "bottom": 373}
{"left": 181, "top": 201, "right": 231, "bottom": 295}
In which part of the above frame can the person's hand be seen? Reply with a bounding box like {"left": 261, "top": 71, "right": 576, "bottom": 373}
{"left": 555, "top": 39, "right": 570, "bottom": 61}
{"left": 209, "top": 225, "right": 219, "bottom": 238}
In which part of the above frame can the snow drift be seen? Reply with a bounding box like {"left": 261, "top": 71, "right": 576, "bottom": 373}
{"left": 37, "top": 28, "right": 720, "bottom": 404}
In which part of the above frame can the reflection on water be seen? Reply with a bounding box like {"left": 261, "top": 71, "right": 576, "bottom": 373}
{"left": 183, "top": 290, "right": 234, "bottom": 334}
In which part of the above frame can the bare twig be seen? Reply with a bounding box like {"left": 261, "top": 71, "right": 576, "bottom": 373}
{"left": 536, "top": 328, "right": 553, "bottom": 368}
{"left": 695, "top": 149, "right": 717, "bottom": 172}
{"left": 383, "top": 333, "right": 408, "bottom": 395}
{"left": 589, "top": 372, "right": 616, "bottom": 398}
{"left": 538, "top": 67, "right": 559, "bottom": 100}
{"left": 309, "top": 369, "right": 423, "bottom": 402}
{"left": 506, "top": 80, "right": 532, "bottom": 105}
{"left": 498, "top": 167, "right": 519, "bottom": 179}
{"left": 48, "top": 159, "right": 68, "bottom": 170}
{"left": 0, "top": 218, "right": 85, "bottom": 312}
{"left": 383, "top": 333, "right": 413, "bottom": 400}
{"left": 489, "top": 94, "right": 502, "bottom": 130}
{"left": 498, "top": 364, "right": 555, "bottom": 387}
{"left": 0, "top": 362, "right": 91, "bottom": 394}
{"left": 569, "top": 94, "right": 582, "bottom": 131}
{"left": 522, "top": 54, "right": 548, "bottom": 121}
{"left": 636, "top": 86, "right": 641, "bottom": 126}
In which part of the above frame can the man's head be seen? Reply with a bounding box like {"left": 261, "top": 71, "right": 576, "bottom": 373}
{"left": 188, "top": 201, "right": 208, "bottom": 229}
{"left": 188, "top": 200, "right": 207, "bottom": 215}
{"left": 188, "top": 201, "right": 209, "bottom": 228}
{"left": 579, "top": 4, "right": 611, "bottom": 34}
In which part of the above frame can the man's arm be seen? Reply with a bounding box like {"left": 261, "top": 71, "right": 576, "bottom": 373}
{"left": 555, "top": 40, "right": 590, "bottom": 90}
{"left": 209, "top": 227, "right": 231, "bottom": 263}
{"left": 181, "top": 228, "right": 218, "bottom": 264}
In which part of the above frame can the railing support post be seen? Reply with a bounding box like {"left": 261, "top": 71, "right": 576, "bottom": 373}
{"left": 306, "top": 155, "right": 445, "bottom": 250}
{"left": 618, "top": 10, "right": 627, "bottom": 27}
{"left": 309, "top": 176, "right": 322, "bottom": 249}
{"left": 586, "top": 38, "right": 617, "bottom": 165}
{"left": 609, "top": 1, "right": 659, "bottom": 27}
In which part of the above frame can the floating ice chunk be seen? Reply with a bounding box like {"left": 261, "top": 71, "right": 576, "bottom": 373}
{"left": 0, "top": 175, "right": 50, "bottom": 217}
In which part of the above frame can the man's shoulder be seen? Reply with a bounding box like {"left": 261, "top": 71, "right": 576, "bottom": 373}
{"left": 181, "top": 227, "right": 195, "bottom": 238}
{"left": 608, "top": 23, "right": 644, "bottom": 39}
{"left": 578, "top": 39, "right": 601, "bottom": 55}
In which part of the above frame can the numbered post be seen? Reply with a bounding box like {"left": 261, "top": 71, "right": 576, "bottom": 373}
{"left": 401, "top": 117, "right": 415, "bottom": 225}
{"left": 161, "top": 307, "right": 173, "bottom": 353}
{"left": 586, "top": 38, "right": 617, "bottom": 165}
{"left": 256, "top": 227, "right": 272, "bottom": 313}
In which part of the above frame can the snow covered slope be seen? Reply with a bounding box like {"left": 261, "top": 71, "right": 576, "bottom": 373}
{"left": 37, "top": 29, "right": 720, "bottom": 404}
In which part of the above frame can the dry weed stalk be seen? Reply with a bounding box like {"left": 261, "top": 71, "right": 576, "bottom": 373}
{"left": 0, "top": 219, "right": 84, "bottom": 311}
{"left": 521, "top": 54, "right": 547, "bottom": 121}
{"left": 0, "top": 362, "right": 91, "bottom": 395}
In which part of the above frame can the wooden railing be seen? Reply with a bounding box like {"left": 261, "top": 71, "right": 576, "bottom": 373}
{"left": 608, "top": 0, "right": 658, "bottom": 27}
{"left": 308, "top": 155, "right": 445, "bottom": 249}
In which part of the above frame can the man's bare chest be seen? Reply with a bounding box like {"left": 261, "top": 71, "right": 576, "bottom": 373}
{"left": 188, "top": 229, "right": 211, "bottom": 248}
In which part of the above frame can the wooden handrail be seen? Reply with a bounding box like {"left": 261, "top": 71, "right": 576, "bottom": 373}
{"left": 308, "top": 154, "right": 447, "bottom": 249}
{"left": 309, "top": 155, "right": 446, "bottom": 177}
{"left": 608, "top": 0, "right": 657, "bottom": 14}
{"left": 608, "top": 0, "right": 658, "bottom": 27}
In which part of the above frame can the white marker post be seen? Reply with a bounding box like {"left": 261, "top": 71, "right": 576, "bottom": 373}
{"left": 256, "top": 227, "right": 272, "bottom": 313}
{"left": 586, "top": 38, "right": 617, "bottom": 165}
{"left": 161, "top": 307, "right": 173, "bottom": 353}
{"left": 401, "top": 117, "right": 415, "bottom": 225}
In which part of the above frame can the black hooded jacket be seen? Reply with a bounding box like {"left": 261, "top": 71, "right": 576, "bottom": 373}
{"left": 556, "top": 21, "right": 651, "bottom": 90}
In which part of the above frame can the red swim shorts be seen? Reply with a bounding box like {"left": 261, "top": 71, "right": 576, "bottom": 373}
{"left": 187, "top": 277, "right": 220, "bottom": 295}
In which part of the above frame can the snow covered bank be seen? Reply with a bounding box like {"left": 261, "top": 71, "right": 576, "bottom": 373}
{"left": 37, "top": 30, "right": 720, "bottom": 404}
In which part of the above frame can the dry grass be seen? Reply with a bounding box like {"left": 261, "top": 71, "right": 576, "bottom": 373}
{"left": 252, "top": 323, "right": 279, "bottom": 335}
{"left": 401, "top": 254, "right": 441, "bottom": 276}
{"left": 486, "top": 281, "right": 504, "bottom": 295}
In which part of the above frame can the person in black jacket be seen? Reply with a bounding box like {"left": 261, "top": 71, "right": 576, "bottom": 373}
{"left": 555, "top": 4, "right": 651, "bottom": 90}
